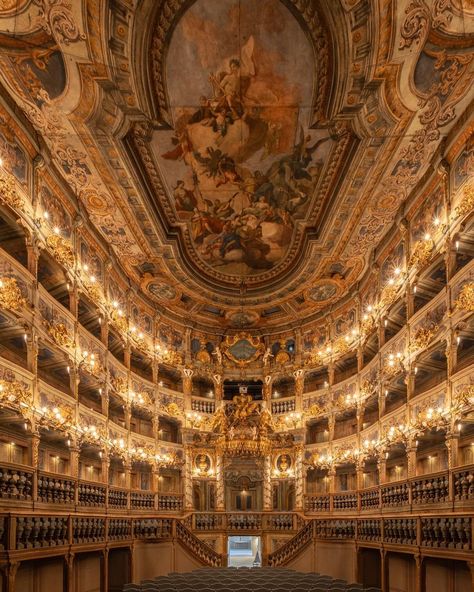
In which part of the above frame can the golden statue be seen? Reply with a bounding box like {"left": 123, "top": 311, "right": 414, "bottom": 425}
{"left": 232, "top": 393, "right": 259, "bottom": 421}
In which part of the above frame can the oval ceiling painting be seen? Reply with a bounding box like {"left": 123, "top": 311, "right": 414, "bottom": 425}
{"left": 152, "top": 0, "right": 333, "bottom": 279}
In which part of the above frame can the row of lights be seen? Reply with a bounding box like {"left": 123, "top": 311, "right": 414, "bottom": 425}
{"left": 311, "top": 407, "right": 464, "bottom": 469}
{"left": 0, "top": 152, "right": 468, "bottom": 375}
{"left": 306, "top": 213, "right": 453, "bottom": 367}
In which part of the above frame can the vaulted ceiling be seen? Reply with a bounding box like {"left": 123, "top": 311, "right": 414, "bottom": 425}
{"left": 0, "top": 0, "right": 473, "bottom": 332}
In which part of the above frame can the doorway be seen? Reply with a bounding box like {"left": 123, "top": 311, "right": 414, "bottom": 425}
{"left": 227, "top": 536, "right": 262, "bottom": 567}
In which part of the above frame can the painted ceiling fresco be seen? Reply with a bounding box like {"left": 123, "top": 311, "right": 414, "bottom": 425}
{"left": 0, "top": 0, "right": 472, "bottom": 332}
{"left": 151, "top": 0, "right": 333, "bottom": 277}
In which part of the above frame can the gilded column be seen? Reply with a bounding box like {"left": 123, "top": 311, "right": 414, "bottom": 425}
{"left": 184, "top": 447, "right": 194, "bottom": 510}
{"left": 30, "top": 430, "right": 41, "bottom": 502}
{"left": 293, "top": 369, "right": 304, "bottom": 413}
{"left": 213, "top": 373, "right": 223, "bottom": 402}
{"left": 377, "top": 456, "right": 387, "bottom": 484}
{"left": 294, "top": 449, "right": 304, "bottom": 511}
{"left": 70, "top": 444, "right": 80, "bottom": 480}
{"left": 445, "top": 428, "right": 460, "bottom": 470}
{"left": 406, "top": 439, "right": 417, "bottom": 478}
{"left": 263, "top": 374, "right": 273, "bottom": 403}
{"left": 215, "top": 453, "right": 225, "bottom": 510}
{"left": 182, "top": 368, "right": 193, "bottom": 413}
{"left": 263, "top": 455, "right": 272, "bottom": 510}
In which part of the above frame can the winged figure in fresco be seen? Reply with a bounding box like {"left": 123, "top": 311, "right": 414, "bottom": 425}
{"left": 160, "top": 30, "right": 333, "bottom": 275}
{"left": 193, "top": 147, "right": 241, "bottom": 186}
{"left": 208, "top": 36, "right": 255, "bottom": 121}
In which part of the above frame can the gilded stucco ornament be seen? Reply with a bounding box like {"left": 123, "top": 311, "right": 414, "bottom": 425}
{"left": 0, "top": 277, "right": 26, "bottom": 311}
{"left": 0, "top": 170, "right": 23, "bottom": 210}
{"left": 32, "top": 0, "right": 86, "bottom": 45}
{"left": 455, "top": 183, "right": 474, "bottom": 218}
{"left": 408, "top": 239, "right": 434, "bottom": 270}
{"left": 0, "top": 379, "right": 32, "bottom": 410}
{"left": 221, "top": 333, "right": 265, "bottom": 366}
{"left": 46, "top": 234, "right": 75, "bottom": 268}
{"left": 163, "top": 402, "right": 184, "bottom": 420}
{"left": 455, "top": 283, "right": 474, "bottom": 312}
{"left": 45, "top": 321, "right": 74, "bottom": 349}
{"left": 399, "top": 0, "right": 453, "bottom": 50}
{"left": 209, "top": 393, "right": 278, "bottom": 456}
{"left": 409, "top": 324, "right": 440, "bottom": 353}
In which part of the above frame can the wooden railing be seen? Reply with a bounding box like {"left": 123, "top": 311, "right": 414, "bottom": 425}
{"left": 304, "top": 465, "right": 474, "bottom": 514}
{"left": 176, "top": 521, "right": 223, "bottom": 566}
{"left": 267, "top": 520, "right": 314, "bottom": 566}
{"left": 184, "top": 512, "right": 303, "bottom": 533}
{"left": 1, "top": 513, "right": 221, "bottom": 567}
{"left": 0, "top": 463, "right": 184, "bottom": 514}
{"left": 268, "top": 515, "right": 473, "bottom": 566}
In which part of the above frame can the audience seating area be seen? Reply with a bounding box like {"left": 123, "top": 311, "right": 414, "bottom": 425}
{"left": 123, "top": 567, "right": 382, "bottom": 592}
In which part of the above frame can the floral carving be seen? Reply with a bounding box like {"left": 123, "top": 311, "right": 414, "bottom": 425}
{"left": 455, "top": 183, "right": 474, "bottom": 218}
{"left": 409, "top": 324, "right": 439, "bottom": 352}
{"left": 46, "top": 321, "right": 74, "bottom": 349}
{"left": 455, "top": 283, "right": 474, "bottom": 312}
{"left": 400, "top": 0, "right": 431, "bottom": 49}
{"left": 0, "top": 171, "right": 23, "bottom": 210}
{"left": 400, "top": 0, "right": 453, "bottom": 50}
{"left": 32, "top": 0, "right": 86, "bottom": 45}
{"left": 0, "top": 277, "right": 26, "bottom": 311}
{"left": 409, "top": 239, "right": 434, "bottom": 270}
{"left": 46, "top": 234, "right": 75, "bottom": 268}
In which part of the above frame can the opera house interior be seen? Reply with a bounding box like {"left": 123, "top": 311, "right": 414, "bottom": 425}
{"left": 0, "top": 0, "right": 473, "bottom": 591}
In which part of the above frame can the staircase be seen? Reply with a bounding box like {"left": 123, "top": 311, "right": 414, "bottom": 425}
{"left": 175, "top": 520, "right": 224, "bottom": 567}
{"left": 268, "top": 520, "right": 314, "bottom": 567}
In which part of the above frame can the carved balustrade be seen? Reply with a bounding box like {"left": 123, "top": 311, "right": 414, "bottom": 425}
{"left": 15, "top": 516, "right": 69, "bottom": 549}
{"left": 304, "top": 464, "right": 474, "bottom": 515}
{"left": 73, "top": 517, "right": 106, "bottom": 543}
{"left": 269, "top": 516, "right": 473, "bottom": 567}
{"left": 130, "top": 491, "right": 155, "bottom": 510}
{"left": 37, "top": 472, "right": 76, "bottom": 504}
{"left": 78, "top": 482, "right": 107, "bottom": 507}
{"left": 158, "top": 493, "right": 183, "bottom": 511}
{"left": 333, "top": 493, "right": 358, "bottom": 511}
{"left": 108, "top": 486, "right": 128, "bottom": 509}
{"left": 383, "top": 518, "right": 417, "bottom": 545}
{"left": 133, "top": 518, "right": 173, "bottom": 539}
{"left": 357, "top": 518, "right": 381, "bottom": 541}
{"left": 411, "top": 472, "right": 449, "bottom": 505}
{"left": 108, "top": 518, "right": 132, "bottom": 540}
{"left": 191, "top": 397, "right": 215, "bottom": 414}
{"left": 305, "top": 494, "right": 330, "bottom": 513}
{"left": 381, "top": 482, "right": 410, "bottom": 507}
{"left": 263, "top": 513, "right": 302, "bottom": 531}
{"left": 0, "top": 464, "right": 33, "bottom": 500}
{"left": 227, "top": 513, "right": 262, "bottom": 531}
{"left": 271, "top": 398, "right": 296, "bottom": 414}
{"left": 421, "top": 516, "right": 471, "bottom": 549}
{"left": 188, "top": 512, "right": 301, "bottom": 533}
{"left": 192, "top": 513, "right": 225, "bottom": 531}
{"left": 315, "top": 519, "right": 356, "bottom": 539}
{"left": 267, "top": 521, "right": 313, "bottom": 567}
{"left": 360, "top": 487, "right": 380, "bottom": 510}
{"left": 453, "top": 467, "right": 474, "bottom": 502}
{"left": 176, "top": 521, "right": 222, "bottom": 566}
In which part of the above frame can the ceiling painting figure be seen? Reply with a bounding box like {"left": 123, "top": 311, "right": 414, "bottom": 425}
{"left": 152, "top": 0, "right": 332, "bottom": 277}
